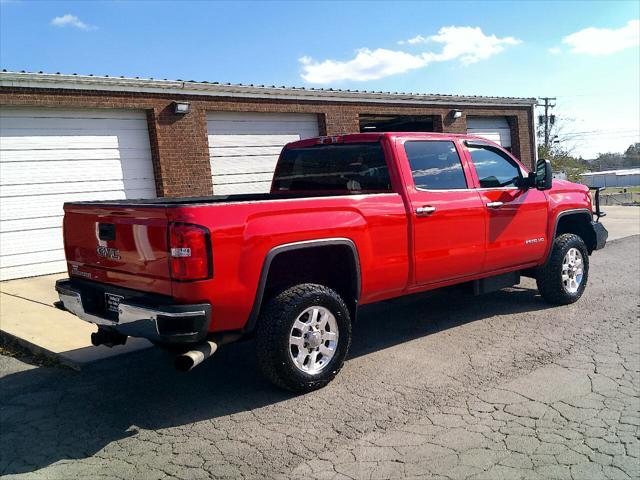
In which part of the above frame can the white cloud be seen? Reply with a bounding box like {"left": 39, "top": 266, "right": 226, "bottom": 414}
{"left": 300, "top": 49, "right": 431, "bottom": 83}
{"left": 562, "top": 19, "right": 639, "bottom": 55}
{"left": 50, "top": 14, "right": 96, "bottom": 31}
{"left": 397, "top": 34, "right": 427, "bottom": 45}
{"left": 426, "top": 26, "right": 521, "bottom": 65}
{"left": 301, "top": 26, "right": 521, "bottom": 83}
{"left": 548, "top": 47, "right": 561, "bottom": 55}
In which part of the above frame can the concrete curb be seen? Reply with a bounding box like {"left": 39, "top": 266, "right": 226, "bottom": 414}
{"left": 0, "top": 327, "right": 153, "bottom": 370}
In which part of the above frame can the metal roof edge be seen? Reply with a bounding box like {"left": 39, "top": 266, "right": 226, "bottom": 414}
{"left": 0, "top": 71, "right": 537, "bottom": 107}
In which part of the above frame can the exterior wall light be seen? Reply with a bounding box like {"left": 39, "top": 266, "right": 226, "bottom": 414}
{"left": 173, "top": 101, "right": 191, "bottom": 114}
{"left": 451, "top": 109, "right": 462, "bottom": 119}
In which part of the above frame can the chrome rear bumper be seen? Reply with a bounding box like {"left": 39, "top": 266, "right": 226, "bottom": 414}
{"left": 56, "top": 279, "right": 211, "bottom": 344}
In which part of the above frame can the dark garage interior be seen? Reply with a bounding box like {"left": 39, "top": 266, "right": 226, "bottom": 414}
{"left": 359, "top": 114, "right": 435, "bottom": 132}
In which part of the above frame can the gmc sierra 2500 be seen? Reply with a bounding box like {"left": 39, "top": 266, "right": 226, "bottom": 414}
{"left": 56, "top": 132, "right": 607, "bottom": 391}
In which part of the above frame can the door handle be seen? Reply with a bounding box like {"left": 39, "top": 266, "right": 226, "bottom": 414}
{"left": 415, "top": 206, "right": 437, "bottom": 216}
{"left": 486, "top": 201, "right": 504, "bottom": 209}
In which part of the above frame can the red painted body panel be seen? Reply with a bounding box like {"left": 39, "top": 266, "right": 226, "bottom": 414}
{"left": 61, "top": 132, "right": 595, "bottom": 335}
{"left": 542, "top": 179, "right": 593, "bottom": 259}
{"left": 63, "top": 206, "right": 173, "bottom": 296}
{"left": 391, "top": 136, "right": 486, "bottom": 285}
{"left": 167, "top": 193, "right": 410, "bottom": 331}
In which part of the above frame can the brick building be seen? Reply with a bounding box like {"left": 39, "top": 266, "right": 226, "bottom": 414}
{"left": 0, "top": 71, "right": 537, "bottom": 280}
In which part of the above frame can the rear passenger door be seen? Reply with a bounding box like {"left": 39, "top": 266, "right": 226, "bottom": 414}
{"left": 399, "top": 139, "right": 486, "bottom": 286}
{"left": 463, "top": 141, "right": 548, "bottom": 271}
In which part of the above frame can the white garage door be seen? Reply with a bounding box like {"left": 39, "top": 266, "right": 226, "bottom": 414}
{"left": 207, "top": 112, "right": 319, "bottom": 194}
{"left": 0, "top": 107, "right": 157, "bottom": 281}
{"left": 467, "top": 116, "right": 512, "bottom": 149}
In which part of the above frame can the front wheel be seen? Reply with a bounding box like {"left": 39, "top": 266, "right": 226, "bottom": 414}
{"left": 536, "top": 233, "right": 590, "bottom": 305}
{"left": 255, "top": 283, "right": 352, "bottom": 392}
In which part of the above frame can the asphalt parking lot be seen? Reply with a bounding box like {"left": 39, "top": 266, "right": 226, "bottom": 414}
{"left": 1, "top": 235, "right": 639, "bottom": 480}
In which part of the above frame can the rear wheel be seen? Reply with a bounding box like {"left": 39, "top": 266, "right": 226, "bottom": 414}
{"left": 537, "top": 233, "right": 589, "bottom": 305}
{"left": 255, "top": 283, "right": 352, "bottom": 392}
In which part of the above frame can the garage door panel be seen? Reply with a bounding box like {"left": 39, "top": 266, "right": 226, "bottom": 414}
{"left": 1, "top": 216, "right": 62, "bottom": 233}
{"left": 1, "top": 132, "right": 151, "bottom": 150}
{"left": 207, "top": 112, "right": 318, "bottom": 195}
{"left": 214, "top": 181, "right": 272, "bottom": 195}
{"left": 0, "top": 116, "right": 148, "bottom": 131}
{"left": 0, "top": 227, "right": 64, "bottom": 256}
{"left": 0, "top": 261, "right": 67, "bottom": 282}
{"left": 467, "top": 131, "right": 502, "bottom": 144}
{"left": 213, "top": 172, "right": 274, "bottom": 185}
{"left": 0, "top": 148, "right": 152, "bottom": 162}
{"left": 1, "top": 189, "right": 156, "bottom": 221}
{"left": 0, "top": 107, "right": 156, "bottom": 280}
{"left": 211, "top": 156, "right": 279, "bottom": 175}
{"left": 0, "top": 249, "right": 64, "bottom": 269}
{"left": 1, "top": 179, "right": 154, "bottom": 197}
{"left": 207, "top": 123, "right": 318, "bottom": 136}
{"left": 209, "top": 145, "right": 285, "bottom": 157}
{"left": 209, "top": 134, "right": 302, "bottom": 148}
{"left": 1, "top": 160, "right": 153, "bottom": 185}
{"left": 207, "top": 112, "right": 319, "bottom": 122}
{"left": 467, "top": 129, "right": 511, "bottom": 148}
{"left": 466, "top": 116, "right": 512, "bottom": 148}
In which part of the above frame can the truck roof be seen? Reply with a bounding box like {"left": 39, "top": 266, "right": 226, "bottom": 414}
{"left": 284, "top": 132, "right": 482, "bottom": 149}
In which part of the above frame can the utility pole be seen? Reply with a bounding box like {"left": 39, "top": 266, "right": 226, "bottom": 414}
{"left": 538, "top": 97, "right": 556, "bottom": 149}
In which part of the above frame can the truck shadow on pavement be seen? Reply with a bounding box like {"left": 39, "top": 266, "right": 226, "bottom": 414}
{"left": 0, "top": 284, "right": 551, "bottom": 476}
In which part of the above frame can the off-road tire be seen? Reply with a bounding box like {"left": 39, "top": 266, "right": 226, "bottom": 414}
{"left": 255, "top": 283, "right": 352, "bottom": 392}
{"left": 537, "top": 233, "right": 589, "bottom": 305}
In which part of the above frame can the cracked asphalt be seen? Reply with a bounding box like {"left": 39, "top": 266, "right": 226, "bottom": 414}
{"left": 1, "top": 236, "right": 639, "bottom": 480}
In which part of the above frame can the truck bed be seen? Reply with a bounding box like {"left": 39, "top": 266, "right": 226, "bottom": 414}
{"left": 64, "top": 192, "right": 351, "bottom": 208}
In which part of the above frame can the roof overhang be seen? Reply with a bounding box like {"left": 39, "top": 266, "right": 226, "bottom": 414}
{"left": 0, "top": 71, "right": 537, "bottom": 108}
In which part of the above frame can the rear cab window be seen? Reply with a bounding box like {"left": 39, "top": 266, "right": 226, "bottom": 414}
{"left": 272, "top": 143, "right": 392, "bottom": 193}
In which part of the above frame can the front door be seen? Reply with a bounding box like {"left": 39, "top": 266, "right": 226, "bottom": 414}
{"left": 463, "top": 142, "right": 548, "bottom": 271}
{"left": 400, "top": 139, "right": 486, "bottom": 286}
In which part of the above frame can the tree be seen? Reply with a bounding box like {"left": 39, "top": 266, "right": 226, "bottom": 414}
{"left": 591, "top": 144, "right": 640, "bottom": 171}
{"left": 538, "top": 144, "right": 590, "bottom": 182}
{"left": 624, "top": 143, "right": 640, "bottom": 167}
{"left": 536, "top": 114, "right": 589, "bottom": 182}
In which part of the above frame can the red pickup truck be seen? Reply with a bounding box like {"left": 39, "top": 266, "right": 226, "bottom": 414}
{"left": 56, "top": 132, "right": 607, "bottom": 391}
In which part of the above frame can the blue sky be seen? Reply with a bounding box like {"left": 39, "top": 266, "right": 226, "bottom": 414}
{"left": 1, "top": 0, "right": 639, "bottom": 158}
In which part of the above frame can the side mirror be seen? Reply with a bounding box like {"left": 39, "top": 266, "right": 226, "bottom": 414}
{"left": 535, "top": 159, "right": 553, "bottom": 190}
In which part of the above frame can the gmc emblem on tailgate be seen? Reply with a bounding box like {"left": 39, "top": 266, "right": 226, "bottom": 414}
{"left": 96, "top": 246, "right": 121, "bottom": 260}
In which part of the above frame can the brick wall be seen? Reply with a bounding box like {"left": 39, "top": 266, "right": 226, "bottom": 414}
{"left": 0, "top": 87, "right": 535, "bottom": 196}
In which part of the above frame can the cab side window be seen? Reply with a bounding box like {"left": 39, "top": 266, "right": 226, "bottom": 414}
{"left": 468, "top": 146, "right": 521, "bottom": 188}
{"left": 405, "top": 141, "right": 468, "bottom": 190}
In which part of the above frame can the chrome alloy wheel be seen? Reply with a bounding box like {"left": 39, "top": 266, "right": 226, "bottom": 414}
{"left": 289, "top": 306, "right": 339, "bottom": 375}
{"left": 562, "top": 247, "right": 584, "bottom": 294}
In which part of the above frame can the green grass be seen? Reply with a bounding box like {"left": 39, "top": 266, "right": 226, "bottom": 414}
{"left": 601, "top": 187, "right": 640, "bottom": 194}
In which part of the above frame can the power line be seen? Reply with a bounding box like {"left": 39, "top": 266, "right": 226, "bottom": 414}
{"left": 557, "top": 128, "right": 639, "bottom": 136}
{"left": 557, "top": 133, "right": 640, "bottom": 141}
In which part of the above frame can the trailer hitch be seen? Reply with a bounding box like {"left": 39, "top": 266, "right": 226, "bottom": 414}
{"left": 91, "top": 328, "right": 127, "bottom": 348}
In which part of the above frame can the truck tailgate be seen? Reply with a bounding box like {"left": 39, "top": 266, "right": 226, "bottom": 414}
{"left": 63, "top": 204, "right": 172, "bottom": 295}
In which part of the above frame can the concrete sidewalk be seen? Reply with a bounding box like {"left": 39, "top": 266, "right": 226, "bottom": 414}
{"left": 0, "top": 274, "right": 151, "bottom": 369}
{"left": 1, "top": 205, "right": 638, "bottom": 368}
{"left": 598, "top": 205, "right": 640, "bottom": 241}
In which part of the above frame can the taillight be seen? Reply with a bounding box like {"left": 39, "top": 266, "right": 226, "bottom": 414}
{"left": 169, "top": 223, "right": 212, "bottom": 281}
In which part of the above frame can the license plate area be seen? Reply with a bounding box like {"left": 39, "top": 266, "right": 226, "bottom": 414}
{"left": 104, "top": 292, "right": 124, "bottom": 318}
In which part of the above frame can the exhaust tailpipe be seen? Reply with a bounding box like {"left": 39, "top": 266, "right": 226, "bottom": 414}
{"left": 175, "top": 341, "right": 218, "bottom": 372}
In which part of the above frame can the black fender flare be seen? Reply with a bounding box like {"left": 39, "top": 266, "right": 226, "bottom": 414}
{"left": 551, "top": 208, "right": 592, "bottom": 240}
{"left": 243, "top": 238, "right": 361, "bottom": 333}
{"left": 546, "top": 208, "right": 594, "bottom": 260}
